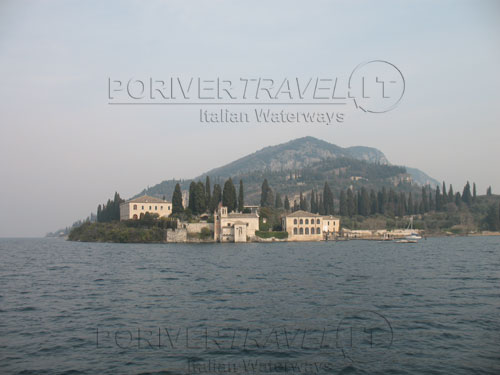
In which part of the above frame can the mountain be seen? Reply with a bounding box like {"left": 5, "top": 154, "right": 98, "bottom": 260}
{"left": 136, "top": 137, "right": 439, "bottom": 203}
{"left": 200, "top": 137, "right": 389, "bottom": 178}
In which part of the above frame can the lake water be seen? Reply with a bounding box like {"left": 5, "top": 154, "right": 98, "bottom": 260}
{"left": 0, "top": 237, "right": 499, "bottom": 374}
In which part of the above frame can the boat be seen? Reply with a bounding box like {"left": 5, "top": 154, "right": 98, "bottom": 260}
{"left": 397, "top": 217, "right": 421, "bottom": 243}
{"left": 396, "top": 239, "right": 417, "bottom": 243}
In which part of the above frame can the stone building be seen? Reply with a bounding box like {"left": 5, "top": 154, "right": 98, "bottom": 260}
{"left": 119, "top": 195, "right": 172, "bottom": 220}
{"left": 282, "top": 210, "right": 340, "bottom": 241}
{"left": 213, "top": 205, "right": 259, "bottom": 243}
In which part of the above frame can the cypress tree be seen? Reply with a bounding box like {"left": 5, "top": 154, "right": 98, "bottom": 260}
{"left": 310, "top": 190, "right": 317, "bottom": 213}
{"left": 275, "top": 192, "right": 283, "bottom": 209}
{"left": 442, "top": 182, "right": 447, "bottom": 204}
{"left": 323, "top": 182, "right": 334, "bottom": 215}
{"left": 188, "top": 182, "right": 196, "bottom": 212}
{"left": 448, "top": 184, "right": 454, "bottom": 200}
{"left": 370, "top": 189, "right": 378, "bottom": 215}
{"left": 172, "top": 183, "right": 184, "bottom": 214}
{"left": 205, "top": 176, "right": 211, "bottom": 205}
{"left": 223, "top": 178, "right": 237, "bottom": 212}
{"left": 299, "top": 192, "right": 307, "bottom": 211}
{"left": 462, "top": 181, "right": 472, "bottom": 205}
{"left": 260, "top": 179, "right": 274, "bottom": 207}
{"left": 435, "top": 185, "right": 442, "bottom": 211}
{"left": 339, "top": 190, "right": 347, "bottom": 216}
{"left": 422, "top": 186, "right": 429, "bottom": 212}
{"left": 210, "top": 184, "right": 222, "bottom": 212}
{"left": 473, "top": 182, "right": 477, "bottom": 200}
{"left": 347, "top": 189, "right": 355, "bottom": 217}
{"left": 284, "top": 195, "right": 290, "bottom": 211}
{"left": 238, "top": 180, "right": 245, "bottom": 212}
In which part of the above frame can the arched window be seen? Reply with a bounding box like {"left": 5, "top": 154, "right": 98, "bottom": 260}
{"left": 299, "top": 228, "right": 304, "bottom": 235}
{"left": 293, "top": 228, "right": 297, "bottom": 235}
{"left": 133, "top": 204, "right": 137, "bottom": 210}
{"left": 305, "top": 219, "right": 309, "bottom": 224}
{"left": 311, "top": 227, "right": 315, "bottom": 234}
{"left": 294, "top": 219, "right": 297, "bottom": 224}
{"left": 317, "top": 219, "right": 320, "bottom": 224}
{"left": 300, "top": 219, "right": 303, "bottom": 224}
{"left": 317, "top": 227, "right": 321, "bottom": 234}
{"left": 132, "top": 214, "right": 138, "bottom": 220}
{"left": 305, "top": 228, "right": 309, "bottom": 235}
{"left": 155, "top": 206, "right": 158, "bottom": 210}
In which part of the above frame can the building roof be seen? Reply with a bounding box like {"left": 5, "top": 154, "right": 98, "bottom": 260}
{"left": 285, "top": 210, "right": 321, "bottom": 218}
{"left": 126, "top": 195, "right": 171, "bottom": 204}
{"left": 232, "top": 221, "right": 247, "bottom": 225}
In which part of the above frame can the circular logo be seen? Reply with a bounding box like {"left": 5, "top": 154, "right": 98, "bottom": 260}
{"left": 336, "top": 310, "right": 393, "bottom": 363}
{"left": 348, "top": 60, "right": 405, "bottom": 113}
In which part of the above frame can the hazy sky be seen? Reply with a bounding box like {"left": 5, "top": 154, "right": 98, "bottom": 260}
{"left": 1, "top": 0, "right": 499, "bottom": 237}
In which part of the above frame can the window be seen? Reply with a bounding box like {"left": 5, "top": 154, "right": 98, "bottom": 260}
{"left": 168, "top": 206, "right": 171, "bottom": 210}
{"left": 305, "top": 219, "right": 309, "bottom": 224}
{"left": 300, "top": 219, "right": 303, "bottom": 224}
{"left": 149, "top": 206, "right": 152, "bottom": 210}
{"left": 317, "top": 227, "right": 321, "bottom": 233}
{"left": 317, "top": 219, "right": 320, "bottom": 224}
{"left": 293, "top": 228, "right": 297, "bottom": 235}
{"left": 133, "top": 204, "right": 137, "bottom": 210}
{"left": 311, "top": 227, "right": 315, "bottom": 234}
{"left": 299, "top": 228, "right": 304, "bottom": 235}
{"left": 305, "top": 228, "right": 309, "bottom": 234}
{"left": 294, "top": 219, "right": 297, "bottom": 224}
{"left": 155, "top": 206, "right": 158, "bottom": 210}
{"left": 141, "top": 206, "right": 144, "bottom": 209}
{"left": 160, "top": 206, "right": 163, "bottom": 210}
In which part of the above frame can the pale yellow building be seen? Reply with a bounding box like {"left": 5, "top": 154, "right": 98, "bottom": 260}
{"left": 282, "top": 210, "right": 340, "bottom": 241}
{"left": 323, "top": 215, "right": 340, "bottom": 235}
{"left": 214, "top": 205, "right": 259, "bottom": 243}
{"left": 120, "top": 195, "right": 172, "bottom": 220}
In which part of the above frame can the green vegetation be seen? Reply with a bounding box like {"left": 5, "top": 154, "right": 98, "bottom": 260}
{"left": 68, "top": 213, "right": 176, "bottom": 243}
{"left": 255, "top": 230, "right": 288, "bottom": 239}
{"left": 97, "top": 192, "right": 124, "bottom": 222}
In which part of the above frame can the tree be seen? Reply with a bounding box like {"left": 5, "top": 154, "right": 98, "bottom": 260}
{"left": 435, "top": 185, "right": 442, "bottom": 211}
{"left": 275, "top": 192, "right": 283, "bottom": 208}
{"left": 487, "top": 186, "right": 492, "bottom": 196}
{"left": 299, "top": 191, "right": 307, "bottom": 211}
{"left": 192, "top": 181, "right": 207, "bottom": 214}
{"left": 323, "top": 182, "right": 334, "bottom": 215}
{"left": 188, "top": 182, "right": 196, "bottom": 212}
{"left": 407, "top": 192, "right": 414, "bottom": 215}
{"left": 370, "top": 189, "right": 378, "bottom": 215}
{"left": 310, "top": 190, "right": 317, "bottom": 213}
{"left": 359, "top": 187, "right": 370, "bottom": 216}
{"left": 284, "top": 195, "right": 290, "bottom": 211}
{"left": 97, "top": 192, "right": 124, "bottom": 222}
{"left": 260, "top": 179, "right": 274, "bottom": 207}
{"left": 205, "top": 176, "right": 211, "bottom": 205}
{"left": 223, "top": 178, "right": 237, "bottom": 212}
{"left": 422, "top": 186, "right": 429, "bottom": 212}
{"left": 442, "top": 182, "right": 447, "bottom": 204}
{"left": 210, "top": 184, "right": 222, "bottom": 212}
{"left": 238, "top": 180, "right": 244, "bottom": 212}
{"left": 339, "top": 190, "right": 347, "bottom": 216}
{"left": 473, "top": 182, "right": 477, "bottom": 200}
{"left": 485, "top": 204, "right": 500, "bottom": 231}
{"left": 347, "top": 189, "right": 355, "bottom": 217}
{"left": 448, "top": 184, "right": 454, "bottom": 199}
{"left": 462, "top": 181, "right": 472, "bottom": 205}
{"left": 172, "top": 183, "right": 184, "bottom": 214}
